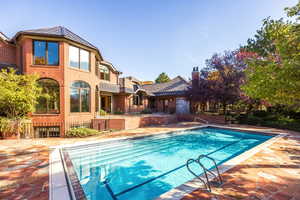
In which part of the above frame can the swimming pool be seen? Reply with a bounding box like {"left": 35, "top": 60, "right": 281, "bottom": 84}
{"left": 62, "top": 127, "right": 273, "bottom": 200}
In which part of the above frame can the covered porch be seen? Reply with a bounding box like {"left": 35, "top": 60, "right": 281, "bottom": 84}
{"left": 96, "top": 82, "right": 121, "bottom": 114}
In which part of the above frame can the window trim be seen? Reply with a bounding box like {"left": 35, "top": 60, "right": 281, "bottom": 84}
{"left": 99, "top": 65, "right": 110, "bottom": 81}
{"left": 133, "top": 94, "right": 143, "bottom": 106}
{"left": 32, "top": 40, "right": 59, "bottom": 66}
{"left": 70, "top": 81, "right": 91, "bottom": 113}
{"left": 69, "top": 45, "right": 91, "bottom": 72}
{"left": 35, "top": 78, "right": 60, "bottom": 114}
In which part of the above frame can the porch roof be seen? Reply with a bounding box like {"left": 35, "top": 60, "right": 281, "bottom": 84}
{"left": 142, "top": 76, "right": 189, "bottom": 96}
{"left": 99, "top": 82, "right": 120, "bottom": 93}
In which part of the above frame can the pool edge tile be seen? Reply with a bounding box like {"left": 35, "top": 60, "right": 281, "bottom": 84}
{"left": 49, "top": 124, "right": 287, "bottom": 200}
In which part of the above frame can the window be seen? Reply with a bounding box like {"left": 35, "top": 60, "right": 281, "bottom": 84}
{"left": 33, "top": 41, "right": 59, "bottom": 65}
{"left": 70, "top": 81, "right": 90, "bottom": 112}
{"left": 133, "top": 94, "right": 143, "bottom": 105}
{"left": 100, "top": 65, "right": 110, "bottom": 81}
{"left": 35, "top": 127, "right": 60, "bottom": 138}
{"left": 133, "top": 84, "right": 140, "bottom": 91}
{"left": 69, "top": 45, "right": 90, "bottom": 71}
{"left": 35, "top": 79, "right": 60, "bottom": 114}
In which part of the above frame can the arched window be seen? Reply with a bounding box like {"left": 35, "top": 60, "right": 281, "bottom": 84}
{"left": 70, "top": 81, "right": 90, "bottom": 112}
{"left": 36, "top": 78, "right": 60, "bottom": 114}
{"left": 100, "top": 65, "right": 110, "bottom": 81}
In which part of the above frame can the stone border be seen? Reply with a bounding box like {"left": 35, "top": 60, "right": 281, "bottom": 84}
{"left": 49, "top": 125, "right": 286, "bottom": 200}
{"left": 49, "top": 148, "right": 71, "bottom": 200}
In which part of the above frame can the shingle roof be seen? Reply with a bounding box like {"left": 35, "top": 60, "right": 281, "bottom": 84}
{"left": 0, "top": 32, "right": 9, "bottom": 41}
{"left": 99, "top": 82, "right": 120, "bottom": 93}
{"left": 142, "top": 76, "right": 189, "bottom": 96}
{"left": 12, "top": 26, "right": 121, "bottom": 73}
{"left": 14, "top": 26, "right": 98, "bottom": 50}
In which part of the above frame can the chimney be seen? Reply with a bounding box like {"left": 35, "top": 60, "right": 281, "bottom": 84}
{"left": 192, "top": 67, "right": 199, "bottom": 88}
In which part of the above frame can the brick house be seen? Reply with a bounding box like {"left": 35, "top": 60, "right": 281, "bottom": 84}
{"left": 142, "top": 76, "right": 190, "bottom": 114}
{"left": 0, "top": 26, "right": 190, "bottom": 137}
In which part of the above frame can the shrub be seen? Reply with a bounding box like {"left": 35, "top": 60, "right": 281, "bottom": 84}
{"left": 0, "top": 117, "right": 13, "bottom": 138}
{"left": 66, "top": 127, "right": 101, "bottom": 138}
{"left": 114, "top": 108, "right": 124, "bottom": 115}
{"left": 0, "top": 68, "right": 41, "bottom": 119}
{"left": 0, "top": 117, "right": 31, "bottom": 138}
{"left": 99, "top": 109, "right": 108, "bottom": 116}
{"left": 236, "top": 112, "right": 300, "bottom": 132}
{"left": 252, "top": 110, "right": 269, "bottom": 118}
{"left": 141, "top": 108, "right": 152, "bottom": 114}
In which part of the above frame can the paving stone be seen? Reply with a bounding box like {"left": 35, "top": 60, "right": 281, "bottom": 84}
{"left": 0, "top": 123, "right": 299, "bottom": 200}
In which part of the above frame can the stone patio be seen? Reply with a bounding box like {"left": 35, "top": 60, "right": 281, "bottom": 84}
{"left": 0, "top": 123, "right": 299, "bottom": 200}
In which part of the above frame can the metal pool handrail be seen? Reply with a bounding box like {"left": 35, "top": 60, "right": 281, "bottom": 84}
{"left": 186, "top": 155, "right": 223, "bottom": 192}
{"left": 186, "top": 158, "right": 211, "bottom": 191}
{"left": 198, "top": 154, "right": 223, "bottom": 184}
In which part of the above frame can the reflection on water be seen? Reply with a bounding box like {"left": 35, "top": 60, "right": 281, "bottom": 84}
{"left": 67, "top": 128, "right": 271, "bottom": 200}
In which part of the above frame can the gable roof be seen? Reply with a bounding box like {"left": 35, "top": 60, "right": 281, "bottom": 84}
{"left": 100, "top": 60, "right": 121, "bottom": 74}
{"left": 142, "top": 76, "right": 189, "bottom": 96}
{"left": 0, "top": 32, "right": 9, "bottom": 41}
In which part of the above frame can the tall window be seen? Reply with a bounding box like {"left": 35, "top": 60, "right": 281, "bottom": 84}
{"left": 133, "top": 94, "right": 143, "bottom": 105}
{"left": 70, "top": 81, "right": 90, "bottom": 112}
{"left": 35, "top": 79, "right": 60, "bottom": 114}
{"left": 69, "top": 45, "right": 90, "bottom": 71}
{"left": 33, "top": 41, "right": 59, "bottom": 65}
{"left": 100, "top": 65, "right": 110, "bottom": 81}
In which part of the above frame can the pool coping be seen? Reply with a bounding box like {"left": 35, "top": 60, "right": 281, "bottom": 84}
{"left": 49, "top": 124, "right": 287, "bottom": 200}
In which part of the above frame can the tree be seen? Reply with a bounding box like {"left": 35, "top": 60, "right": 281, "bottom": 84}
{"left": 205, "top": 51, "right": 246, "bottom": 113}
{"left": 155, "top": 72, "right": 171, "bottom": 83}
{"left": 187, "top": 50, "right": 246, "bottom": 114}
{"left": 242, "top": 3, "right": 300, "bottom": 109}
{"left": 0, "top": 68, "right": 41, "bottom": 119}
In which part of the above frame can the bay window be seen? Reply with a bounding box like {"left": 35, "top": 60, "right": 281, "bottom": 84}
{"left": 69, "top": 45, "right": 90, "bottom": 71}
{"left": 33, "top": 40, "right": 59, "bottom": 65}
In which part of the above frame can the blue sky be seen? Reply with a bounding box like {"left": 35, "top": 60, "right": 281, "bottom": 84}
{"left": 1, "top": 0, "right": 297, "bottom": 81}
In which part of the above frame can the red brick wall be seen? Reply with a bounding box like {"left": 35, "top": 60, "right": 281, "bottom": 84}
{"left": 154, "top": 96, "right": 176, "bottom": 113}
{"left": 177, "top": 114, "right": 226, "bottom": 124}
{"left": 114, "top": 94, "right": 149, "bottom": 113}
{"left": 114, "top": 95, "right": 127, "bottom": 113}
{"left": 0, "top": 40, "right": 16, "bottom": 65}
{"left": 139, "top": 115, "right": 177, "bottom": 127}
{"left": 92, "top": 118, "right": 125, "bottom": 130}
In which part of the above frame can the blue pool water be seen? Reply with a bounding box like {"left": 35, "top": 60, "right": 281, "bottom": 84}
{"left": 64, "top": 127, "right": 272, "bottom": 200}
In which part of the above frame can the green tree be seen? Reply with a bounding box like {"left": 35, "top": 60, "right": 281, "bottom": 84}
{"left": 242, "top": 3, "right": 300, "bottom": 109}
{"left": 155, "top": 72, "right": 171, "bottom": 83}
{"left": 0, "top": 68, "right": 41, "bottom": 119}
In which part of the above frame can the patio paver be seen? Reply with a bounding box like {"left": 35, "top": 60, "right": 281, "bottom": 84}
{"left": 0, "top": 123, "right": 299, "bottom": 200}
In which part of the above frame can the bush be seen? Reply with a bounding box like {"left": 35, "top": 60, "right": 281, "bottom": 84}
{"left": 236, "top": 112, "right": 300, "bottom": 132}
{"left": 0, "top": 68, "right": 41, "bottom": 119}
{"left": 99, "top": 109, "right": 108, "bottom": 116}
{"left": 114, "top": 108, "right": 124, "bottom": 115}
{"left": 252, "top": 110, "right": 269, "bottom": 118}
{"left": 140, "top": 108, "right": 152, "bottom": 114}
{"left": 0, "top": 117, "right": 13, "bottom": 138}
{"left": 66, "top": 127, "right": 101, "bottom": 138}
